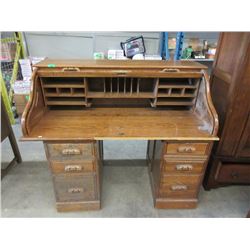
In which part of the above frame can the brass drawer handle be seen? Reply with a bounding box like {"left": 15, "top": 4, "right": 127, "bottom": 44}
{"left": 68, "top": 188, "right": 83, "bottom": 193}
{"left": 113, "top": 70, "right": 128, "bottom": 75}
{"left": 64, "top": 165, "right": 83, "bottom": 172}
{"left": 176, "top": 164, "right": 193, "bottom": 171}
{"left": 62, "top": 67, "right": 80, "bottom": 72}
{"left": 177, "top": 146, "right": 196, "bottom": 153}
{"left": 161, "top": 68, "right": 180, "bottom": 73}
{"left": 171, "top": 185, "right": 188, "bottom": 191}
{"left": 61, "top": 148, "right": 81, "bottom": 155}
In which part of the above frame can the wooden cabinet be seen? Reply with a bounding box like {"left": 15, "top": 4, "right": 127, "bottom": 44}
{"left": 203, "top": 32, "right": 250, "bottom": 189}
{"left": 21, "top": 59, "right": 218, "bottom": 211}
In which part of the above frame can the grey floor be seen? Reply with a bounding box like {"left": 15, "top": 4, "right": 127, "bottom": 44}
{"left": 1, "top": 122, "right": 250, "bottom": 218}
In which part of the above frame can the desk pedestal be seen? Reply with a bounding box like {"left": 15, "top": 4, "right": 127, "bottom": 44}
{"left": 147, "top": 140, "right": 212, "bottom": 209}
{"left": 43, "top": 140, "right": 211, "bottom": 211}
{"left": 44, "top": 141, "right": 102, "bottom": 212}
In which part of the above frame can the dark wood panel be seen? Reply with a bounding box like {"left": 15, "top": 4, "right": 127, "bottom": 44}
{"left": 215, "top": 163, "right": 250, "bottom": 183}
{"left": 236, "top": 112, "right": 250, "bottom": 157}
{"left": 216, "top": 33, "right": 245, "bottom": 76}
{"left": 204, "top": 32, "right": 250, "bottom": 189}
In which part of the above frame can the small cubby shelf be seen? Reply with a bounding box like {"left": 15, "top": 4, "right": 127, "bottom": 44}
{"left": 41, "top": 77, "right": 87, "bottom": 107}
{"left": 155, "top": 78, "right": 200, "bottom": 107}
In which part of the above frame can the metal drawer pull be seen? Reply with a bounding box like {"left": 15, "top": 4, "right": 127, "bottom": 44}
{"left": 113, "top": 70, "right": 128, "bottom": 75}
{"left": 62, "top": 67, "right": 80, "bottom": 72}
{"left": 177, "top": 146, "right": 196, "bottom": 153}
{"left": 64, "top": 165, "right": 83, "bottom": 172}
{"left": 161, "top": 68, "right": 180, "bottom": 73}
{"left": 176, "top": 164, "right": 193, "bottom": 171}
{"left": 62, "top": 148, "right": 81, "bottom": 155}
{"left": 171, "top": 185, "right": 188, "bottom": 191}
{"left": 68, "top": 188, "right": 83, "bottom": 193}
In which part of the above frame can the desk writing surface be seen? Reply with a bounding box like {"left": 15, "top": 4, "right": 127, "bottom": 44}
{"left": 22, "top": 108, "right": 218, "bottom": 141}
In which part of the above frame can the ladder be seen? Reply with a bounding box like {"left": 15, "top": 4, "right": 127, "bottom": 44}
{"left": 160, "top": 32, "right": 184, "bottom": 60}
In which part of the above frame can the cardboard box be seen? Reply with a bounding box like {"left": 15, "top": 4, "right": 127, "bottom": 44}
{"left": 14, "top": 94, "right": 29, "bottom": 115}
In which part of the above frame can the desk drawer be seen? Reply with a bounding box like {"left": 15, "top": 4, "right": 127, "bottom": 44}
{"left": 50, "top": 160, "right": 95, "bottom": 175}
{"left": 165, "top": 143, "right": 208, "bottom": 156}
{"left": 54, "top": 175, "right": 96, "bottom": 202}
{"left": 216, "top": 163, "right": 250, "bottom": 183}
{"left": 163, "top": 157, "right": 206, "bottom": 175}
{"left": 45, "top": 143, "right": 94, "bottom": 160}
{"left": 159, "top": 175, "right": 201, "bottom": 198}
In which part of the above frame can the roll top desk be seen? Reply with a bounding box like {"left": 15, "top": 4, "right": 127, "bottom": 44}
{"left": 21, "top": 59, "right": 219, "bottom": 212}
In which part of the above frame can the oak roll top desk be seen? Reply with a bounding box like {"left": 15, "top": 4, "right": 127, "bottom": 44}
{"left": 21, "top": 59, "right": 219, "bottom": 212}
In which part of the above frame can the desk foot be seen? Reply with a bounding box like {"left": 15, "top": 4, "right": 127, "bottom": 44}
{"left": 56, "top": 200, "right": 101, "bottom": 212}
{"left": 154, "top": 198, "right": 198, "bottom": 209}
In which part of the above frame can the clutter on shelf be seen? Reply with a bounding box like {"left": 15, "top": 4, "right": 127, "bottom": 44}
{"left": 12, "top": 57, "right": 45, "bottom": 115}
{"left": 93, "top": 35, "right": 162, "bottom": 61}
{"left": 181, "top": 38, "right": 217, "bottom": 60}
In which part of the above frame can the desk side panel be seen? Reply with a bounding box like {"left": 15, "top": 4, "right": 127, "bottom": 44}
{"left": 21, "top": 68, "right": 47, "bottom": 136}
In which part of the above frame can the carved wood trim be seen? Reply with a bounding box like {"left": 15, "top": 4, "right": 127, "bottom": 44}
{"left": 21, "top": 68, "right": 38, "bottom": 136}
{"left": 203, "top": 70, "right": 219, "bottom": 136}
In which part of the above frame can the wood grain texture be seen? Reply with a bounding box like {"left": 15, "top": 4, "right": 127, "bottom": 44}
{"left": 34, "top": 59, "right": 207, "bottom": 69}
{"left": 21, "top": 108, "right": 218, "bottom": 141}
{"left": 163, "top": 158, "right": 206, "bottom": 175}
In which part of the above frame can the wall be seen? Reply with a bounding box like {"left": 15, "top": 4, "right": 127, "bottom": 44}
{"left": 24, "top": 32, "right": 161, "bottom": 58}
{"left": 24, "top": 31, "right": 219, "bottom": 59}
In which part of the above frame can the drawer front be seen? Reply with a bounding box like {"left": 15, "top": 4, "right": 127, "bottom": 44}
{"left": 163, "top": 157, "right": 205, "bottom": 175}
{"left": 50, "top": 160, "right": 95, "bottom": 175}
{"left": 216, "top": 163, "right": 250, "bottom": 184}
{"left": 46, "top": 143, "right": 94, "bottom": 160}
{"left": 159, "top": 175, "right": 201, "bottom": 199}
{"left": 165, "top": 143, "right": 208, "bottom": 156}
{"left": 54, "top": 175, "right": 96, "bottom": 202}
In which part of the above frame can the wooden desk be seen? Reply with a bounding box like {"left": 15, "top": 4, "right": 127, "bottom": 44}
{"left": 21, "top": 59, "right": 219, "bottom": 212}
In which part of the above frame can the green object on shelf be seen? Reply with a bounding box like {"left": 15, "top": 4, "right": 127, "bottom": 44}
{"left": 182, "top": 46, "right": 193, "bottom": 59}
{"left": 25, "top": 95, "right": 30, "bottom": 101}
{"left": 48, "top": 64, "right": 56, "bottom": 68}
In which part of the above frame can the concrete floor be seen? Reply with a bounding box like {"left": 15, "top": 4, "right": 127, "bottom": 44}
{"left": 1, "top": 123, "right": 250, "bottom": 217}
